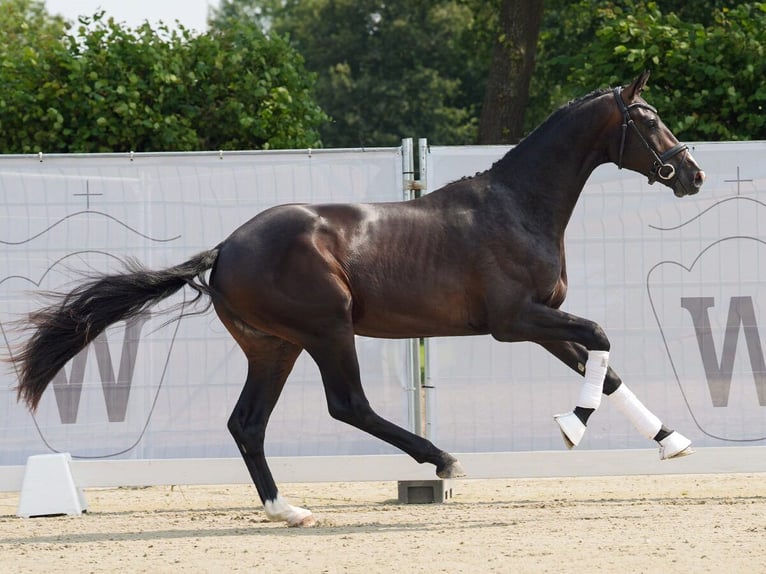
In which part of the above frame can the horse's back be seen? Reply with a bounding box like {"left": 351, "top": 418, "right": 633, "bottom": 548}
{"left": 209, "top": 197, "right": 492, "bottom": 340}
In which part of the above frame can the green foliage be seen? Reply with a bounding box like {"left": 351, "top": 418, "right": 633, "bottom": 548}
{"left": 215, "top": 0, "right": 766, "bottom": 145}
{"left": 4, "top": 0, "right": 764, "bottom": 151}
{"left": 211, "top": 0, "right": 489, "bottom": 147}
{"left": 528, "top": 1, "right": 766, "bottom": 141}
{"left": 0, "top": 0, "right": 326, "bottom": 153}
{"left": 0, "top": 0, "right": 71, "bottom": 152}
{"left": 184, "top": 20, "right": 328, "bottom": 150}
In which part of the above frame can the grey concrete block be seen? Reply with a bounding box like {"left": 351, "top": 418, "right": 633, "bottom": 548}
{"left": 397, "top": 479, "right": 453, "bottom": 504}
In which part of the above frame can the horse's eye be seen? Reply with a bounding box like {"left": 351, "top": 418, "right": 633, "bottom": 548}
{"left": 647, "top": 118, "right": 658, "bottom": 129}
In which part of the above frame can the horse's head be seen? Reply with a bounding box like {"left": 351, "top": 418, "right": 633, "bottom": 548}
{"left": 612, "top": 71, "right": 705, "bottom": 197}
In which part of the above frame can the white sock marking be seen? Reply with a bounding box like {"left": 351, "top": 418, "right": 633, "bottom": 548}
{"left": 263, "top": 495, "right": 313, "bottom": 526}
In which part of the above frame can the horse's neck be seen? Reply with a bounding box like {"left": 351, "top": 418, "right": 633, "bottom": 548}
{"left": 491, "top": 100, "right": 611, "bottom": 233}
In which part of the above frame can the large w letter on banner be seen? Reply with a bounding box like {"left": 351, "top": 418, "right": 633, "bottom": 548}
{"left": 680, "top": 296, "right": 766, "bottom": 407}
{"left": 51, "top": 313, "right": 150, "bottom": 424}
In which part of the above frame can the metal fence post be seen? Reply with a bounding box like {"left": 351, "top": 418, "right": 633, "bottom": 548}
{"left": 416, "top": 138, "right": 436, "bottom": 440}
{"left": 401, "top": 138, "right": 424, "bottom": 437}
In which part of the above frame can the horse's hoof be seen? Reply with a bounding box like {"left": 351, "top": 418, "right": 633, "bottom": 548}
{"left": 659, "top": 431, "right": 693, "bottom": 460}
{"left": 265, "top": 496, "right": 315, "bottom": 526}
{"left": 288, "top": 513, "right": 317, "bottom": 528}
{"left": 436, "top": 455, "right": 466, "bottom": 479}
{"left": 554, "top": 411, "right": 585, "bottom": 449}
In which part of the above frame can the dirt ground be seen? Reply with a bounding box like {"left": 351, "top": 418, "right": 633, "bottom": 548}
{"left": 1, "top": 473, "right": 765, "bottom": 573}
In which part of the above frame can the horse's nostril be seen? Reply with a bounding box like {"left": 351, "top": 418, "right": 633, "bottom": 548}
{"left": 694, "top": 170, "right": 706, "bottom": 188}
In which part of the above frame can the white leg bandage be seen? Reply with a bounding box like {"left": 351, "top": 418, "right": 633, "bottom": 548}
{"left": 577, "top": 350, "right": 609, "bottom": 409}
{"left": 553, "top": 350, "right": 609, "bottom": 450}
{"left": 609, "top": 383, "right": 662, "bottom": 440}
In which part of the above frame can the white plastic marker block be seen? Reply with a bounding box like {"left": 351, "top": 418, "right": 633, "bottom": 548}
{"left": 16, "top": 453, "right": 88, "bottom": 518}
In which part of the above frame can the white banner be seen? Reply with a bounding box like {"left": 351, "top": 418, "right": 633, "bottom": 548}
{"left": 3, "top": 142, "right": 765, "bottom": 469}
{"left": 425, "top": 142, "right": 766, "bottom": 452}
{"left": 0, "top": 149, "right": 410, "bottom": 465}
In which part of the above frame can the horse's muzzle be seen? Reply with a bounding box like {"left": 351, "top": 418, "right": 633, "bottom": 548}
{"left": 693, "top": 169, "right": 706, "bottom": 190}
{"left": 673, "top": 169, "right": 705, "bottom": 197}
{"left": 671, "top": 147, "right": 705, "bottom": 197}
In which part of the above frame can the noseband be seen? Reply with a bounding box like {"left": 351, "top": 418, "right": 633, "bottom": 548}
{"left": 613, "top": 87, "right": 687, "bottom": 184}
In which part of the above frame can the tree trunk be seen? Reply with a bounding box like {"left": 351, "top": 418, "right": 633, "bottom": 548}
{"left": 477, "top": 0, "right": 544, "bottom": 144}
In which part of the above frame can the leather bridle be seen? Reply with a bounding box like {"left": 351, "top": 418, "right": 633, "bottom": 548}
{"left": 613, "top": 86, "right": 687, "bottom": 184}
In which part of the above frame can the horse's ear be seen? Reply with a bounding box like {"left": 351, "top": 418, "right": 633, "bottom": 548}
{"left": 624, "top": 70, "right": 651, "bottom": 102}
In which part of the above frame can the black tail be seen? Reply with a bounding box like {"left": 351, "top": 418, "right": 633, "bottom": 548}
{"left": 10, "top": 248, "right": 220, "bottom": 411}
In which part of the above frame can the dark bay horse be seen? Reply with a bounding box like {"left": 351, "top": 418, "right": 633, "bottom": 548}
{"left": 9, "top": 72, "right": 705, "bottom": 526}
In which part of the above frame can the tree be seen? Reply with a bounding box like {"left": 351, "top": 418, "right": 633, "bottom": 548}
{"left": 212, "top": 0, "right": 485, "bottom": 147}
{"left": 528, "top": 1, "right": 766, "bottom": 141}
{"left": 0, "top": 1, "right": 327, "bottom": 153}
{"left": 184, "top": 19, "right": 328, "bottom": 150}
{"left": 211, "top": 0, "right": 766, "bottom": 145}
{"left": 0, "top": 0, "right": 70, "bottom": 152}
{"left": 477, "top": 0, "right": 543, "bottom": 144}
{"left": 0, "top": 0, "right": 67, "bottom": 41}
{"left": 209, "top": 0, "right": 273, "bottom": 26}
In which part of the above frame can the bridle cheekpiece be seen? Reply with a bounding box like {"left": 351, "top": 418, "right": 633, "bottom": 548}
{"left": 613, "top": 86, "right": 687, "bottom": 184}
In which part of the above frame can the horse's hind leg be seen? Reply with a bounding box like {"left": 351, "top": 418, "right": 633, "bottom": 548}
{"left": 225, "top": 333, "right": 315, "bottom": 526}
{"left": 538, "top": 340, "right": 693, "bottom": 459}
{"left": 306, "top": 328, "right": 464, "bottom": 478}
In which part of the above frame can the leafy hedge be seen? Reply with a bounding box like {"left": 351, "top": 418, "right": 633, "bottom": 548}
{"left": 0, "top": 1, "right": 327, "bottom": 153}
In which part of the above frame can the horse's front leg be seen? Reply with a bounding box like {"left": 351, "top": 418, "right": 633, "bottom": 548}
{"left": 492, "top": 304, "right": 692, "bottom": 458}
{"left": 490, "top": 303, "right": 611, "bottom": 448}
{"left": 537, "top": 340, "right": 692, "bottom": 459}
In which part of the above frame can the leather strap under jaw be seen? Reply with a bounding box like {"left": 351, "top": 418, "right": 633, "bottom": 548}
{"left": 613, "top": 86, "right": 688, "bottom": 183}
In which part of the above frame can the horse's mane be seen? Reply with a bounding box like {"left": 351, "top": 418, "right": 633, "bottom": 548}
{"left": 485, "top": 87, "right": 613, "bottom": 174}
{"left": 532, "top": 87, "right": 612, "bottom": 129}
{"left": 566, "top": 87, "right": 611, "bottom": 109}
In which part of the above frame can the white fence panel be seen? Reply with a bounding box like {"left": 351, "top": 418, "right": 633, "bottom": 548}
{"left": 3, "top": 142, "right": 765, "bottom": 486}
{"left": 425, "top": 142, "right": 766, "bottom": 453}
{"left": 0, "top": 149, "right": 410, "bottom": 465}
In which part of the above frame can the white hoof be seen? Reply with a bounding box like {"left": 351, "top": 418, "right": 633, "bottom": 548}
{"left": 659, "top": 431, "right": 694, "bottom": 460}
{"left": 264, "top": 495, "right": 316, "bottom": 527}
{"left": 554, "top": 411, "right": 586, "bottom": 449}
